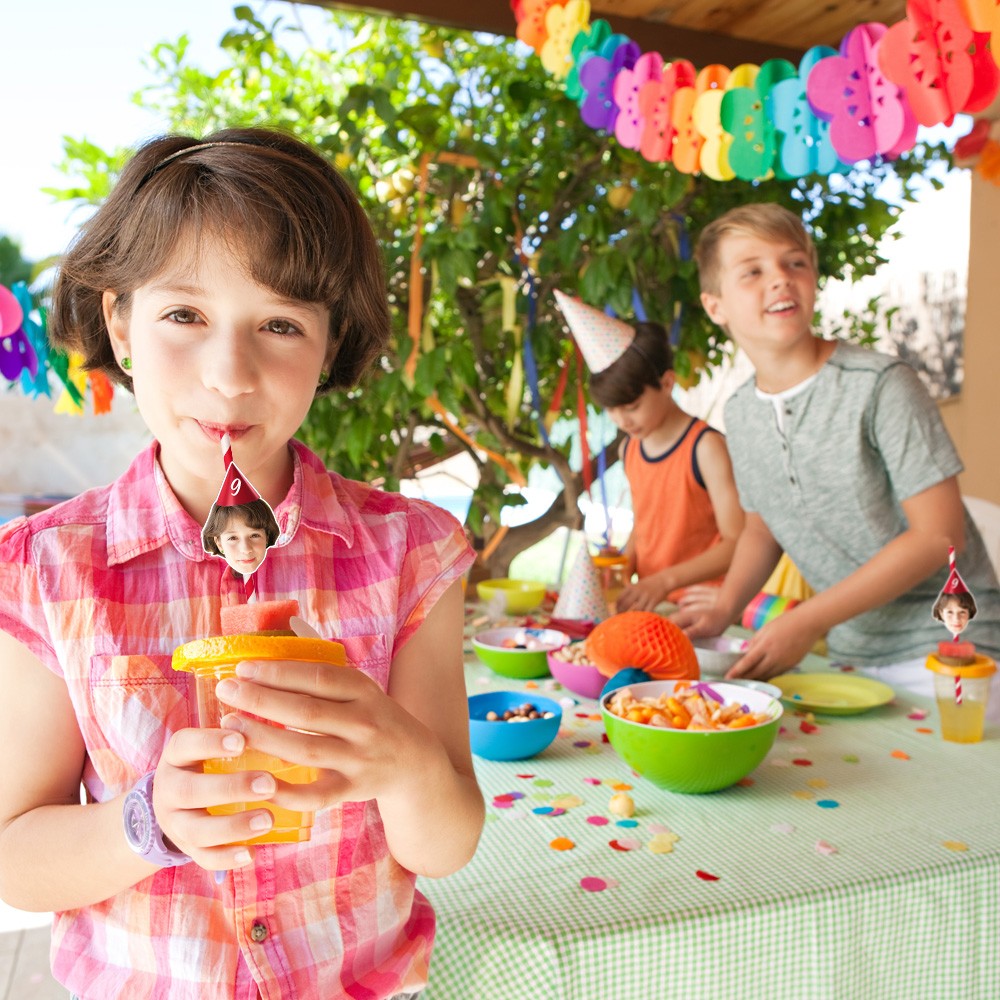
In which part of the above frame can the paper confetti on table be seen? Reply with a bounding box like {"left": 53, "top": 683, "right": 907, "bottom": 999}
{"left": 551, "top": 794, "right": 584, "bottom": 809}
{"left": 908, "top": 708, "right": 928, "bottom": 720}
{"left": 771, "top": 822, "right": 795, "bottom": 835}
{"left": 843, "top": 754, "right": 859, "bottom": 763}
{"left": 580, "top": 876, "right": 618, "bottom": 892}
{"left": 647, "top": 832, "right": 680, "bottom": 854}
{"left": 891, "top": 750, "right": 911, "bottom": 760}
{"left": 793, "top": 790, "right": 815, "bottom": 800}
{"left": 792, "top": 759, "right": 813, "bottom": 767}
{"left": 695, "top": 869, "right": 720, "bottom": 881}
{"left": 609, "top": 838, "right": 641, "bottom": 851}
{"left": 769, "top": 757, "right": 791, "bottom": 767}
{"left": 915, "top": 727, "right": 933, "bottom": 734}
{"left": 815, "top": 840, "right": 838, "bottom": 856}
{"left": 942, "top": 840, "right": 969, "bottom": 852}
{"left": 550, "top": 837, "right": 575, "bottom": 851}
{"left": 533, "top": 806, "right": 566, "bottom": 816}
{"left": 616, "top": 819, "right": 638, "bottom": 828}
{"left": 800, "top": 721, "right": 820, "bottom": 734}
{"left": 583, "top": 777, "right": 602, "bottom": 785}
{"left": 816, "top": 800, "right": 840, "bottom": 809}
{"left": 587, "top": 815, "right": 610, "bottom": 826}
{"left": 516, "top": 774, "right": 535, "bottom": 779}
{"left": 737, "top": 776, "right": 755, "bottom": 787}
{"left": 807, "top": 778, "right": 829, "bottom": 789}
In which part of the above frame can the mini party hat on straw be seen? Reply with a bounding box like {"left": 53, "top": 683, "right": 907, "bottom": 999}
{"left": 213, "top": 460, "right": 262, "bottom": 508}
{"left": 554, "top": 288, "right": 635, "bottom": 373}
{"left": 554, "top": 541, "right": 609, "bottom": 621}
{"left": 932, "top": 545, "right": 977, "bottom": 640}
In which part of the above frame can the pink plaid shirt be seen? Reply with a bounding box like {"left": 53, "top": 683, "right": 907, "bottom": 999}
{"left": 0, "top": 440, "right": 474, "bottom": 999}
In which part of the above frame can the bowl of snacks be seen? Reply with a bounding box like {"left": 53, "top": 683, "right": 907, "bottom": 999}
{"left": 471, "top": 627, "right": 569, "bottom": 679}
{"left": 476, "top": 578, "right": 548, "bottom": 614}
{"left": 692, "top": 635, "right": 748, "bottom": 678}
{"left": 601, "top": 679, "right": 782, "bottom": 793}
{"left": 546, "top": 641, "right": 606, "bottom": 700}
{"left": 468, "top": 691, "right": 563, "bottom": 760}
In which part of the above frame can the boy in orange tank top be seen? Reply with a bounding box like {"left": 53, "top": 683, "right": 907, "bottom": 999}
{"left": 555, "top": 292, "right": 744, "bottom": 612}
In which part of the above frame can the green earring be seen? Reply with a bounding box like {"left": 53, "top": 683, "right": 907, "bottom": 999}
{"left": 317, "top": 370, "right": 328, "bottom": 386}
{"left": 121, "top": 357, "right": 132, "bottom": 371}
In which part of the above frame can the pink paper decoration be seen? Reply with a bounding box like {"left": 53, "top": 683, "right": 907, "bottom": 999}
{"left": 637, "top": 58, "right": 696, "bottom": 163}
{"left": 0, "top": 284, "right": 23, "bottom": 337}
{"left": 613, "top": 51, "right": 664, "bottom": 150}
{"left": 770, "top": 47, "right": 847, "bottom": 178}
{"left": 807, "top": 23, "right": 919, "bottom": 163}
{"left": 879, "top": 0, "right": 999, "bottom": 127}
{"left": 720, "top": 58, "right": 798, "bottom": 180}
{"left": 564, "top": 19, "right": 616, "bottom": 102}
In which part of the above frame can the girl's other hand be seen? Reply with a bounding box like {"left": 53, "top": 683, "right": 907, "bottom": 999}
{"left": 152, "top": 727, "right": 278, "bottom": 871}
{"left": 616, "top": 576, "right": 670, "bottom": 613}
{"left": 670, "top": 585, "right": 728, "bottom": 637}
{"left": 724, "top": 610, "right": 818, "bottom": 680}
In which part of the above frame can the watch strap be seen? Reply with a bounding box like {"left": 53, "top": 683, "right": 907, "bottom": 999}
{"left": 123, "top": 771, "right": 191, "bottom": 867}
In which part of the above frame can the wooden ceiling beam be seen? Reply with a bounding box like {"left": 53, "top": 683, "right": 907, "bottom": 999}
{"left": 303, "top": 0, "right": 807, "bottom": 64}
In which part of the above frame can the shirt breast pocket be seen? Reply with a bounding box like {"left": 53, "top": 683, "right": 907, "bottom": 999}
{"left": 88, "top": 654, "right": 192, "bottom": 792}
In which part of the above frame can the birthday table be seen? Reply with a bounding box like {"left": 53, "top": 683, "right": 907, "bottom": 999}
{"left": 420, "top": 653, "right": 1000, "bottom": 1000}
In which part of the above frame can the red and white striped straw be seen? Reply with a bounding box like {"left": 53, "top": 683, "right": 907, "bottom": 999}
{"left": 219, "top": 432, "right": 257, "bottom": 602}
{"left": 955, "top": 674, "right": 963, "bottom": 705}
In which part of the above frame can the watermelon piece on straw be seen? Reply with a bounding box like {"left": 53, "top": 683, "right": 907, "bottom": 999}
{"left": 221, "top": 599, "right": 300, "bottom": 635}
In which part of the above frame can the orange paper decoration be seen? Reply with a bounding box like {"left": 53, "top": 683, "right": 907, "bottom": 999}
{"left": 585, "top": 610, "right": 700, "bottom": 680}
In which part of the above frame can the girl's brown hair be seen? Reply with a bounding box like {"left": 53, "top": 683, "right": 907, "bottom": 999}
{"left": 932, "top": 590, "right": 978, "bottom": 623}
{"left": 50, "top": 127, "right": 390, "bottom": 394}
{"left": 202, "top": 499, "right": 280, "bottom": 557}
{"left": 589, "top": 322, "right": 673, "bottom": 409}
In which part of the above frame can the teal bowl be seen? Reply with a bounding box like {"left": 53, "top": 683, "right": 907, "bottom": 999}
{"left": 471, "top": 627, "right": 569, "bottom": 679}
{"left": 468, "top": 691, "right": 563, "bottom": 760}
{"left": 601, "top": 680, "right": 782, "bottom": 793}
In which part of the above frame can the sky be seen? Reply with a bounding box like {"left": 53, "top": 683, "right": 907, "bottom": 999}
{"left": 1, "top": 1, "right": 332, "bottom": 262}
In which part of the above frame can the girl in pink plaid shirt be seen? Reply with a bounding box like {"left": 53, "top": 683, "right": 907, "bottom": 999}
{"left": 0, "top": 128, "right": 484, "bottom": 999}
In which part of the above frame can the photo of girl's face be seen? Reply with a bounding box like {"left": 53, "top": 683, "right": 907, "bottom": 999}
{"left": 215, "top": 517, "right": 269, "bottom": 574}
{"left": 941, "top": 598, "right": 971, "bottom": 636}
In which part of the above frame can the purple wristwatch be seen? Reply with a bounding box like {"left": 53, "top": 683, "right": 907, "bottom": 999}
{"left": 122, "top": 771, "right": 191, "bottom": 867}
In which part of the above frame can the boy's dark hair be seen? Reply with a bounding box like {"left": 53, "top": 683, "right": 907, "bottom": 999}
{"left": 50, "top": 127, "right": 390, "bottom": 395}
{"left": 202, "top": 500, "right": 280, "bottom": 557}
{"left": 589, "top": 321, "right": 673, "bottom": 409}
{"left": 932, "top": 589, "right": 978, "bottom": 622}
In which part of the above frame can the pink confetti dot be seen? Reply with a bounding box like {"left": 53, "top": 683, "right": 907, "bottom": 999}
{"left": 583, "top": 777, "right": 602, "bottom": 785}
{"left": 587, "top": 815, "right": 610, "bottom": 826}
{"left": 492, "top": 800, "right": 514, "bottom": 809}
{"left": 581, "top": 876, "right": 617, "bottom": 892}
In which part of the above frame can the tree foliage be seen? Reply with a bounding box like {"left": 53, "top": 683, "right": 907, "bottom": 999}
{"left": 48, "top": 4, "right": 951, "bottom": 569}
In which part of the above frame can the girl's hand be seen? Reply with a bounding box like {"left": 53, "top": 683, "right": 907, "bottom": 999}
{"left": 152, "top": 727, "right": 279, "bottom": 871}
{"left": 214, "top": 659, "right": 427, "bottom": 814}
{"left": 725, "top": 610, "right": 819, "bottom": 680}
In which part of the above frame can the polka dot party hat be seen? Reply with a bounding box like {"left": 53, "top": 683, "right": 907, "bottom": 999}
{"left": 554, "top": 541, "right": 610, "bottom": 621}
{"left": 553, "top": 289, "right": 636, "bottom": 373}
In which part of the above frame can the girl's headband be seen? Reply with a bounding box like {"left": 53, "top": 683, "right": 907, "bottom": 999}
{"left": 136, "top": 140, "right": 267, "bottom": 190}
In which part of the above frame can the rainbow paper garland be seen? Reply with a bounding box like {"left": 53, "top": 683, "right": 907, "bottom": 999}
{"left": 512, "top": 0, "right": 1000, "bottom": 180}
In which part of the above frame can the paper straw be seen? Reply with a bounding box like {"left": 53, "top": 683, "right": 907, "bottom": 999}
{"left": 955, "top": 675, "right": 963, "bottom": 705}
{"left": 219, "top": 432, "right": 257, "bottom": 601}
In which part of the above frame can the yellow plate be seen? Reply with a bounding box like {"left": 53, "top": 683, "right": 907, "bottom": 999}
{"left": 771, "top": 673, "right": 895, "bottom": 715}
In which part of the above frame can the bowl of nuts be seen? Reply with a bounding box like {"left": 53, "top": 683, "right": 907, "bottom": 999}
{"left": 601, "top": 680, "right": 782, "bottom": 793}
{"left": 546, "top": 641, "right": 606, "bottom": 700}
{"left": 468, "top": 691, "right": 563, "bottom": 760}
{"left": 471, "top": 627, "right": 569, "bottom": 679}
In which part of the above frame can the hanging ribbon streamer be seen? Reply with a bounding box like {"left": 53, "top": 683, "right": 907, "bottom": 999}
{"left": 596, "top": 412, "right": 611, "bottom": 547}
{"left": 575, "top": 344, "right": 593, "bottom": 497}
{"left": 521, "top": 272, "right": 554, "bottom": 449}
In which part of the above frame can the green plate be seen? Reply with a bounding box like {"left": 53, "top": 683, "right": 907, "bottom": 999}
{"left": 771, "top": 673, "right": 895, "bottom": 715}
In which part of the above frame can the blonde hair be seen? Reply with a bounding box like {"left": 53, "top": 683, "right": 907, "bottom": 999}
{"left": 695, "top": 203, "right": 817, "bottom": 296}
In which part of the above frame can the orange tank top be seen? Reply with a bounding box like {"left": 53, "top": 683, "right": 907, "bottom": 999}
{"left": 624, "top": 417, "right": 723, "bottom": 600}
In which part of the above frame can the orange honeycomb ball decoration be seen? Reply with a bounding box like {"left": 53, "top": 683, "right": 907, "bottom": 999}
{"left": 585, "top": 611, "right": 700, "bottom": 680}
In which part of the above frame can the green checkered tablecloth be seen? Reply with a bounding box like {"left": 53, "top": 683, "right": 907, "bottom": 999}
{"left": 420, "top": 657, "right": 1000, "bottom": 1000}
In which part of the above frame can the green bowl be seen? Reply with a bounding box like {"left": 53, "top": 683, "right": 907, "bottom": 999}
{"left": 601, "top": 680, "right": 782, "bottom": 793}
{"left": 471, "top": 627, "right": 569, "bottom": 679}
{"left": 476, "top": 578, "right": 548, "bottom": 614}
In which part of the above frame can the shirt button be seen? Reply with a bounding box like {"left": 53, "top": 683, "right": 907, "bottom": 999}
{"left": 250, "top": 921, "right": 268, "bottom": 943}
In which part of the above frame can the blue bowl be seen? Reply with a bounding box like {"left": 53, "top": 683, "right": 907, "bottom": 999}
{"left": 468, "top": 691, "right": 563, "bottom": 761}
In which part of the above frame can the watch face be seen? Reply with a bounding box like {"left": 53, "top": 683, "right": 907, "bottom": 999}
{"left": 123, "top": 789, "right": 153, "bottom": 855}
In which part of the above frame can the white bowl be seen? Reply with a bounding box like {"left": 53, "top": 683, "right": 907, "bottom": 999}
{"left": 726, "top": 677, "right": 782, "bottom": 700}
{"left": 692, "top": 635, "right": 748, "bottom": 677}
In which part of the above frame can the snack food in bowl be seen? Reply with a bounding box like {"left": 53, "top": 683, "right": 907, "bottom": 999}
{"left": 476, "top": 578, "right": 547, "bottom": 614}
{"left": 468, "top": 691, "right": 563, "bottom": 760}
{"left": 601, "top": 680, "right": 782, "bottom": 793}
{"left": 471, "top": 627, "right": 569, "bottom": 679}
{"left": 692, "top": 635, "right": 749, "bottom": 678}
{"left": 546, "top": 641, "right": 606, "bottom": 700}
